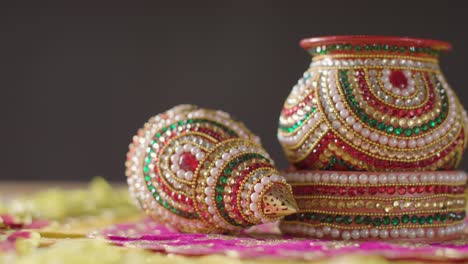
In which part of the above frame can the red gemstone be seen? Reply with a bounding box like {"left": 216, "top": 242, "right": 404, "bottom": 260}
{"left": 398, "top": 187, "right": 406, "bottom": 195}
{"left": 368, "top": 187, "right": 377, "bottom": 195}
{"left": 357, "top": 187, "right": 366, "bottom": 195}
{"left": 378, "top": 186, "right": 386, "bottom": 193}
{"left": 390, "top": 70, "right": 408, "bottom": 89}
{"left": 387, "top": 186, "right": 396, "bottom": 195}
{"left": 348, "top": 187, "right": 357, "bottom": 196}
{"left": 338, "top": 187, "right": 347, "bottom": 195}
{"left": 409, "top": 186, "right": 417, "bottom": 193}
{"left": 416, "top": 186, "right": 424, "bottom": 193}
{"left": 178, "top": 152, "right": 199, "bottom": 172}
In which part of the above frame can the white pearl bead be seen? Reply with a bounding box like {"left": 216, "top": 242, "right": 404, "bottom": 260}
{"left": 408, "top": 139, "right": 417, "bottom": 148}
{"left": 249, "top": 203, "right": 257, "bottom": 211}
{"left": 379, "top": 174, "right": 388, "bottom": 184}
{"left": 316, "top": 230, "right": 324, "bottom": 238}
{"left": 409, "top": 174, "right": 419, "bottom": 183}
{"left": 390, "top": 229, "right": 399, "bottom": 238}
{"left": 261, "top": 177, "right": 271, "bottom": 185}
{"left": 254, "top": 183, "right": 264, "bottom": 193}
{"left": 370, "top": 228, "right": 379, "bottom": 237}
{"left": 388, "top": 138, "right": 398, "bottom": 147}
{"left": 323, "top": 226, "right": 331, "bottom": 235}
{"left": 437, "top": 228, "right": 446, "bottom": 237}
{"left": 330, "top": 173, "right": 339, "bottom": 183}
{"left": 250, "top": 193, "right": 259, "bottom": 202}
{"left": 353, "top": 122, "right": 362, "bottom": 132}
{"left": 215, "top": 159, "right": 224, "bottom": 168}
{"left": 379, "top": 135, "right": 388, "bottom": 145}
{"left": 196, "top": 152, "right": 205, "bottom": 160}
{"left": 184, "top": 171, "right": 193, "bottom": 180}
{"left": 339, "top": 175, "right": 348, "bottom": 184}
{"left": 370, "top": 132, "right": 380, "bottom": 142}
{"left": 379, "top": 229, "right": 389, "bottom": 239}
{"left": 408, "top": 229, "right": 416, "bottom": 239}
{"left": 348, "top": 174, "right": 358, "bottom": 184}
{"left": 210, "top": 168, "right": 219, "bottom": 177}
{"left": 351, "top": 230, "right": 360, "bottom": 240}
{"left": 206, "top": 177, "right": 215, "bottom": 186}
{"left": 398, "top": 174, "right": 408, "bottom": 183}
{"left": 417, "top": 138, "right": 426, "bottom": 147}
{"left": 341, "top": 231, "right": 351, "bottom": 240}
{"left": 307, "top": 227, "right": 316, "bottom": 236}
{"left": 331, "top": 229, "right": 340, "bottom": 238}
{"left": 388, "top": 174, "right": 397, "bottom": 183}
{"left": 369, "top": 175, "right": 378, "bottom": 184}
{"left": 322, "top": 173, "right": 330, "bottom": 183}
{"left": 358, "top": 174, "right": 368, "bottom": 184}
{"left": 399, "top": 228, "right": 408, "bottom": 238}
{"left": 398, "top": 140, "right": 407, "bottom": 148}
{"left": 221, "top": 153, "right": 231, "bottom": 160}
{"left": 270, "top": 175, "right": 280, "bottom": 182}
{"left": 426, "top": 229, "right": 435, "bottom": 238}
{"left": 360, "top": 229, "right": 369, "bottom": 238}
{"left": 361, "top": 128, "right": 370, "bottom": 138}
{"left": 416, "top": 228, "right": 425, "bottom": 238}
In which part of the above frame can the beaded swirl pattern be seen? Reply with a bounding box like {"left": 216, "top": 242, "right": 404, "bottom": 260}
{"left": 278, "top": 53, "right": 468, "bottom": 171}
{"left": 126, "top": 105, "right": 296, "bottom": 233}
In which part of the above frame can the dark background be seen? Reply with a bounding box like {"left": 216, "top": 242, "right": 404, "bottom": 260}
{"left": 2, "top": 1, "right": 468, "bottom": 182}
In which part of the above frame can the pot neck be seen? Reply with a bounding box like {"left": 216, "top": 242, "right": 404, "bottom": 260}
{"left": 300, "top": 36, "right": 451, "bottom": 61}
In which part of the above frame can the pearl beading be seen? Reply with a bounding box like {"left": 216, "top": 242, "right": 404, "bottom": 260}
{"left": 283, "top": 171, "right": 467, "bottom": 185}
{"left": 280, "top": 221, "right": 465, "bottom": 240}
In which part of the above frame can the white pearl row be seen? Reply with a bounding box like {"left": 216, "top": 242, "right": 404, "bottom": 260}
{"left": 248, "top": 174, "right": 286, "bottom": 223}
{"left": 282, "top": 171, "right": 468, "bottom": 185}
{"left": 280, "top": 222, "right": 465, "bottom": 240}
{"left": 310, "top": 58, "right": 440, "bottom": 71}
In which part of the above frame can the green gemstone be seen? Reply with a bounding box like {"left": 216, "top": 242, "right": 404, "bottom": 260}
{"left": 395, "top": 127, "right": 403, "bottom": 135}
{"left": 329, "top": 44, "right": 336, "bottom": 50}
{"left": 224, "top": 168, "right": 232, "bottom": 175}
{"left": 310, "top": 213, "right": 317, "bottom": 220}
{"left": 436, "top": 117, "right": 442, "bottom": 124}
{"left": 216, "top": 186, "right": 224, "bottom": 193}
{"left": 372, "top": 44, "right": 381, "bottom": 51}
{"left": 383, "top": 216, "right": 391, "bottom": 225}
{"left": 434, "top": 213, "right": 441, "bottom": 221}
{"left": 216, "top": 195, "right": 223, "bottom": 202}
{"left": 326, "top": 215, "right": 334, "bottom": 223}
{"left": 354, "top": 215, "right": 364, "bottom": 224}
{"left": 377, "top": 122, "right": 386, "bottom": 130}
{"left": 427, "top": 215, "right": 434, "bottom": 224}
{"left": 421, "top": 124, "right": 429, "bottom": 132}
{"left": 411, "top": 215, "right": 418, "bottom": 224}
{"left": 413, "top": 126, "right": 421, "bottom": 135}
{"left": 429, "top": 120, "right": 436, "bottom": 127}
{"left": 143, "top": 166, "right": 149, "bottom": 173}
{"left": 220, "top": 176, "right": 227, "bottom": 184}
{"left": 364, "top": 216, "right": 372, "bottom": 225}
{"left": 400, "top": 46, "right": 407, "bottom": 53}
{"left": 365, "top": 45, "right": 372, "bottom": 51}
{"left": 170, "top": 124, "right": 176, "bottom": 129}
{"left": 440, "top": 214, "right": 447, "bottom": 222}
{"left": 354, "top": 45, "right": 362, "bottom": 51}
{"left": 373, "top": 217, "right": 382, "bottom": 227}
{"left": 155, "top": 133, "right": 161, "bottom": 138}
{"left": 418, "top": 216, "right": 426, "bottom": 225}
{"left": 144, "top": 176, "right": 151, "bottom": 182}
{"left": 386, "top": 125, "right": 394, "bottom": 134}
{"left": 383, "top": 44, "right": 390, "bottom": 51}
{"left": 392, "top": 45, "right": 399, "bottom": 52}
{"left": 405, "top": 128, "right": 412, "bottom": 137}
{"left": 344, "top": 44, "right": 352, "bottom": 50}
{"left": 344, "top": 216, "right": 353, "bottom": 225}
{"left": 369, "top": 119, "right": 377, "bottom": 127}
{"left": 409, "top": 46, "right": 416, "bottom": 53}
{"left": 335, "top": 215, "right": 344, "bottom": 223}
{"left": 392, "top": 217, "right": 400, "bottom": 226}
{"left": 402, "top": 215, "right": 410, "bottom": 224}
{"left": 336, "top": 44, "right": 343, "bottom": 50}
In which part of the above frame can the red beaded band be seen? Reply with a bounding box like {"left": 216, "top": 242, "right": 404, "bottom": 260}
{"left": 279, "top": 170, "right": 466, "bottom": 241}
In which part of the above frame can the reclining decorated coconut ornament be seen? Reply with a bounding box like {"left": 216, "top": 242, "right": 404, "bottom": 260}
{"left": 126, "top": 105, "right": 297, "bottom": 233}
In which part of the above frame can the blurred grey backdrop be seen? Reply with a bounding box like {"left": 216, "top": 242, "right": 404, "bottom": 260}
{"left": 1, "top": 1, "right": 467, "bottom": 181}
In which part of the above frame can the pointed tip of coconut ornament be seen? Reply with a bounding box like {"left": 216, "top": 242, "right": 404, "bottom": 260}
{"left": 126, "top": 105, "right": 295, "bottom": 233}
{"left": 261, "top": 183, "right": 298, "bottom": 217}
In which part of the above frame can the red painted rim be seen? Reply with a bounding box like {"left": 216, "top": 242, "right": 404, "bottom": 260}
{"left": 300, "top": 35, "right": 451, "bottom": 51}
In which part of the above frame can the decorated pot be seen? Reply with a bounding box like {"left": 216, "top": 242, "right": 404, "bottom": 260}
{"left": 278, "top": 36, "right": 468, "bottom": 171}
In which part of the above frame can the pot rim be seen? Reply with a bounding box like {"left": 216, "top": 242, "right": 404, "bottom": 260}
{"left": 300, "top": 35, "right": 451, "bottom": 51}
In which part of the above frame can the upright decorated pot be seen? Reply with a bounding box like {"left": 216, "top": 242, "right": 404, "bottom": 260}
{"left": 278, "top": 36, "right": 468, "bottom": 171}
